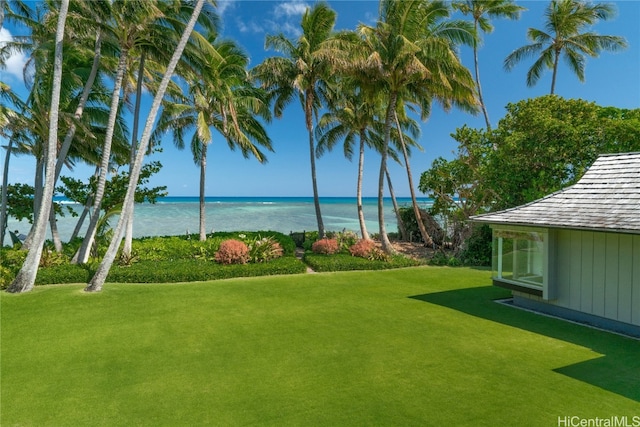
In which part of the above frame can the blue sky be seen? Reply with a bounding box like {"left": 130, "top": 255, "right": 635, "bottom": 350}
{"left": 1, "top": 0, "right": 639, "bottom": 197}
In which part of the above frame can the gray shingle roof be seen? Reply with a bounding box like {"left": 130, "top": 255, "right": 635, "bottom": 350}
{"left": 472, "top": 152, "right": 640, "bottom": 234}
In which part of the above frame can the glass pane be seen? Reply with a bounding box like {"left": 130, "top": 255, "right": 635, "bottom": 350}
{"left": 493, "top": 230, "right": 544, "bottom": 288}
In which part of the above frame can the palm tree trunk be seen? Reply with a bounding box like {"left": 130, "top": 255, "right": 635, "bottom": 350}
{"left": 199, "top": 142, "right": 207, "bottom": 241}
{"left": 357, "top": 131, "right": 369, "bottom": 240}
{"left": 394, "top": 111, "right": 433, "bottom": 246}
{"left": 54, "top": 29, "right": 102, "bottom": 183}
{"left": 551, "top": 49, "right": 560, "bottom": 95}
{"left": 75, "top": 48, "right": 130, "bottom": 264}
{"left": 473, "top": 33, "right": 490, "bottom": 131}
{"left": 86, "top": 0, "right": 206, "bottom": 292}
{"left": 70, "top": 165, "right": 99, "bottom": 244}
{"left": 49, "top": 207, "right": 63, "bottom": 253}
{"left": 378, "top": 92, "right": 397, "bottom": 254}
{"left": 8, "top": 0, "right": 69, "bottom": 293}
{"left": 0, "top": 138, "right": 13, "bottom": 247}
{"left": 385, "top": 168, "right": 407, "bottom": 241}
{"left": 123, "top": 53, "right": 146, "bottom": 256}
{"left": 306, "top": 90, "right": 324, "bottom": 237}
{"left": 21, "top": 152, "right": 44, "bottom": 250}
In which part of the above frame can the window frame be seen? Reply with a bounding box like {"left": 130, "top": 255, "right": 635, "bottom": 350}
{"left": 491, "top": 225, "right": 554, "bottom": 300}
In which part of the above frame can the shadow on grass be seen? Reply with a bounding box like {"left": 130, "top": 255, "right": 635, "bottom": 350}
{"left": 410, "top": 286, "right": 640, "bottom": 402}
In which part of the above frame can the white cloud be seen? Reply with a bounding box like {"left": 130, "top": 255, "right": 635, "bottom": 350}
{"left": 216, "top": 0, "right": 236, "bottom": 17}
{"left": 0, "top": 28, "right": 27, "bottom": 82}
{"left": 274, "top": 1, "right": 309, "bottom": 18}
{"left": 274, "top": 21, "right": 302, "bottom": 38}
{"left": 236, "top": 18, "right": 264, "bottom": 34}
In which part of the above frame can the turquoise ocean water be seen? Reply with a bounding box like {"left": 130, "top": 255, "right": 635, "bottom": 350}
{"left": 7, "top": 196, "right": 433, "bottom": 241}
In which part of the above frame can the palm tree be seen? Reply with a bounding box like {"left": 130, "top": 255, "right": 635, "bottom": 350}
{"left": 119, "top": 1, "right": 219, "bottom": 256}
{"left": 0, "top": 82, "right": 22, "bottom": 247}
{"left": 8, "top": 0, "right": 69, "bottom": 293}
{"left": 316, "top": 79, "right": 383, "bottom": 241}
{"left": 86, "top": 0, "right": 207, "bottom": 292}
{"left": 253, "top": 2, "right": 339, "bottom": 237}
{"left": 357, "top": 0, "right": 478, "bottom": 253}
{"left": 75, "top": 0, "right": 175, "bottom": 264}
{"left": 453, "top": 0, "right": 525, "bottom": 129}
{"left": 504, "top": 0, "right": 626, "bottom": 94}
{"left": 155, "top": 37, "right": 272, "bottom": 241}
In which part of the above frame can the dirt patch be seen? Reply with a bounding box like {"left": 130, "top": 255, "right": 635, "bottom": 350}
{"left": 389, "top": 241, "right": 435, "bottom": 260}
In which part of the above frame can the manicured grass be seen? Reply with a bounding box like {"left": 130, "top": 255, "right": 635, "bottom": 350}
{"left": 1, "top": 267, "right": 638, "bottom": 426}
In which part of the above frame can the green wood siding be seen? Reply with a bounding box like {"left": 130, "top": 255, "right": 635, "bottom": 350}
{"left": 633, "top": 240, "right": 640, "bottom": 326}
{"left": 604, "top": 234, "right": 619, "bottom": 320}
{"left": 592, "top": 232, "right": 607, "bottom": 318}
{"left": 580, "top": 232, "right": 594, "bottom": 313}
{"left": 618, "top": 234, "right": 633, "bottom": 324}
{"left": 551, "top": 230, "right": 639, "bottom": 327}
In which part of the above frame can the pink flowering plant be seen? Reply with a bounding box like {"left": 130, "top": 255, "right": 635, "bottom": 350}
{"left": 311, "top": 238, "right": 339, "bottom": 255}
{"left": 214, "top": 239, "right": 250, "bottom": 265}
{"left": 349, "top": 239, "right": 388, "bottom": 261}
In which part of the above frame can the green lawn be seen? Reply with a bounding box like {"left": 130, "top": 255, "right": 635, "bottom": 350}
{"left": 1, "top": 267, "right": 638, "bottom": 426}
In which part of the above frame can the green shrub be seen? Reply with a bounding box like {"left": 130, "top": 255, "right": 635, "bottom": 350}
{"left": 105, "top": 258, "right": 306, "bottom": 283}
{"left": 305, "top": 253, "right": 420, "bottom": 272}
{"left": 458, "top": 224, "right": 492, "bottom": 266}
{"left": 301, "top": 231, "right": 319, "bottom": 251}
{"left": 35, "top": 264, "right": 92, "bottom": 285}
{"left": 39, "top": 249, "right": 69, "bottom": 268}
{"left": 0, "top": 249, "right": 27, "bottom": 288}
{"left": 429, "top": 251, "right": 462, "bottom": 267}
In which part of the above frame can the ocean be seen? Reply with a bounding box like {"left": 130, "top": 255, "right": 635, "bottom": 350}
{"left": 6, "top": 196, "right": 433, "bottom": 241}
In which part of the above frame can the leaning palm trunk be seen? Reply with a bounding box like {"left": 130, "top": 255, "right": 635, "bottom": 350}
{"left": 377, "top": 92, "right": 397, "bottom": 254}
{"left": 86, "top": 0, "right": 206, "bottom": 292}
{"left": 8, "top": 0, "right": 69, "bottom": 293}
{"left": 356, "top": 131, "right": 369, "bottom": 240}
{"left": 49, "top": 208, "right": 63, "bottom": 253}
{"left": 123, "top": 53, "right": 146, "bottom": 256}
{"left": 0, "top": 138, "right": 13, "bottom": 247}
{"left": 22, "top": 158, "right": 45, "bottom": 249}
{"left": 54, "top": 29, "right": 102, "bottom": 182}
{"left": 70, "top": 165, "right": 99, "bottom": 241}
{"left": 394, "top": 111, "right": 432, "bottom": 246}
{"left": 75, "top": 48, "right": 130, "bottom": 264}
{"left": 199, "top": 143, "right": 207, "bottom": 241}
{"left": 385, "top": 168, "right": 407, "bottom": 241}
{"left": 473, "top": 23, "right": 490, "bottom": 131}
{"left": 305, "top": 89, "right": 324, "bottom": 237}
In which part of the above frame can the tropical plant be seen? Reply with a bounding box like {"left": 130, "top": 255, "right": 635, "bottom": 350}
{"left": 453, "top": 0, "right": 525, "bottom": 129}
{"left": 356, "top": 0, "right": 477, "bottom": 252}
{"left": 7, "top": 0, "right": 69, "bottom": 293}
{"left": 245, "top": 235, "right": 284, "bottom": 263}
{"left": 155, "top": 35, "right": 271, "bottom": 241}
{"left": 253, "top": 2, "right": 340, "bottom": 237}
{"left": 85, "top": 0, "right": 207, "bottom": 292}
{"left": 503, "top": 0, "right": 627, "bottom": 94}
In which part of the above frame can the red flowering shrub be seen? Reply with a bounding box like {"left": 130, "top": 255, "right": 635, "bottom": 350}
{"left": 349, "top": 239, "right": 388, "bottom": 261}
{"left": 349, "top": 239, "right": 376, "bottom": 258}
{"left": 214, "top": 239, "right": 249, "bottom": 264}
{"left": 311, "top": 238, "right": 339, "bottom": 255}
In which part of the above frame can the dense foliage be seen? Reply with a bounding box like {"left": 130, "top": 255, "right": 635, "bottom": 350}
{"left": 304, "top": 253, "right": 421, "bottom": 272}
{"left": 419, "top": 96, "right": 640, "bottom": 265}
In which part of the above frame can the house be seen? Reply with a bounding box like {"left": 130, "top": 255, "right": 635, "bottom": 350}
{"left": 472, "top": 152, "right": 640, "bottom": 338}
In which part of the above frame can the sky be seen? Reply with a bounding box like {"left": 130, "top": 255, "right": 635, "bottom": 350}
{"left": 1, "top": 0, "right": 639, "bottom": 198}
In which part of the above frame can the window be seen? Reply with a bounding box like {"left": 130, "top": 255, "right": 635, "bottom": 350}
{"left": 492, "top": 227, "right": 550, "bottom": 298}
